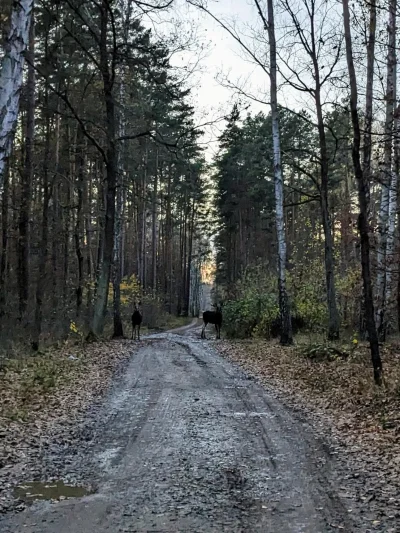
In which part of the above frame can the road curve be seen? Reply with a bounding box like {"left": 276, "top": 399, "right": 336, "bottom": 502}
{"left": 1, "top": 329, "right": 355, "bottom": 532}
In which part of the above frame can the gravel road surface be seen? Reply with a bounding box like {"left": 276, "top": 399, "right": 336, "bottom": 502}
{"left": 1, "top": 324, "right": 355, "bottom": 532}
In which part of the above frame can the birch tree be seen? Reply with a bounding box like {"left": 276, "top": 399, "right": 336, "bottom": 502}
{"left": 0, "top": 0, "right": 34, "bottom": 186}
{"left": 376, "top": 0, "right": 397, "bottom": 340}
{"left": 257, "top": 0, "right": 292, "bottom": 344}
{"left": 395, "top": 104, "right": 400, "bottom": 330}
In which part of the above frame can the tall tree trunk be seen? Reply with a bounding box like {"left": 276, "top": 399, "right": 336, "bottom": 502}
{"left": 63, "top": 170, "right": 71, "bottom": 307}
{"left": 385, "top": 162, "right": 397, "bottom": 336}
{"left": 90, "top": 1, "right": 117, "bottom": 337}
{"left": 314, "top": 82, "right": 340, "bottom": 339}
{"left": 395, "top": 105, "right": 400, "bottom": 333}
{"left": 75, "top": 127, "right": 85, "bottom": 317}
{"left": 112, "top": 175, "right": 123, "bottom": 337}
{"left": 152, "top": 152, "right": 158, "bottom": 298}
{"left": 112, "top": 77, "right": 126, "bottom": 338}
{"left": 185, "top": 201, "right": 195, "bottom": 316}
{"left": 17, "top": 11, "right": 35, "bottom": 321}
{"left": 340, "top": 168, "right": 351, "bottom": 325}
{"left": 342, "top": 0, "right": 382, "bottom": 384}
{"left": 112, "top": 0, "right": 132, "bottom": 338}
{"left": 140, "top": 143, "right": 148, "bottom": 290}
{"left": 85, "top": 166, "right": 94, "bottom": 312}
{"left": 95, "top": 161, "right": 106, "bottom": 297}
{"left": 177, "top": 206, "right": 185, "bottom": 315}
{"left": 376, "top": 0, "right": 397, "bottom": 339}
{"left": 359, "top": 0, "right": 376, "bottom": 339}
{"left": 165, "top": 173, "right": 172, "bottom": 312}
{"left": 0, "top": 0, "right": 34, "bottom": 186}
{"left": 32, "top": 83, "right": 51, "bottom": 351}
{"left": 0, "top": 162, "right": 10, "bottom": 317}
{"left": 51, "top": 106, "right": 61, "bottom": 311}
{"left": 261, "top": 0, "right": 293, "bottom": 345}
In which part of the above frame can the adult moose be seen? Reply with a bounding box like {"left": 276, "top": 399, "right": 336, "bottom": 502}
{"left": 201, "top": 303, "right": 223, "bottom": 339}
{"left": 131, "top": 301, "right": 142, "bottom": 341}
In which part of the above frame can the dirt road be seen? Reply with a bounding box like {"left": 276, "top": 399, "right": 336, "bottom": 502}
{"left": 1, "top": 325, "right": 355, "bottom": 532}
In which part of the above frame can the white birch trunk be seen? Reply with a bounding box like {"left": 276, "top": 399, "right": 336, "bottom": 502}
{"left": 265, "top": 0, "right": 292, "bottom": 344}
{"left": 375, "top": 0, "right": 396, "bottom": 337}
{"left": 0, "top": 0, "right": 34, "bottom": 185}
{"left": 384, "top": 0, "right": 398, "bottom": 321}
{"left": 385, "top": 171, "right": 397, "bottom": 304}
{"left": 376, "top": 184, "right": 389, "bottom": 319}
{"left": 385, "top": 14, "right": 398, "bottom": 312}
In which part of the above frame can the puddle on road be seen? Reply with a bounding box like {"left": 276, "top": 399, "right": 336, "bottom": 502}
{"left": 14, "top": 481, "right": 93, "bottom": 502}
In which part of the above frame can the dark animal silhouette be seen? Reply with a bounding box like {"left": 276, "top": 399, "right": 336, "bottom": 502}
{"left": 131, "top": 301, "right": 142, "bottom": 340}
{"left": 270, "top": 314, "right": 306, "bottom": 338}
{"left": 201, "top": 304, "right": 222, "bottom": 339}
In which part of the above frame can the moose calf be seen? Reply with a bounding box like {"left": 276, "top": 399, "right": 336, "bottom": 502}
{"left": 201, "top": 304, "right": 222, "bottom": 340}
{"left": 131, "top": 301, "right": 142, "bottom": 341}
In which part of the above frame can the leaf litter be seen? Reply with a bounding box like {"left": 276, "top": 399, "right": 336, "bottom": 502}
{"left": 0, "top": 339, "right": 137, "bottom": 514}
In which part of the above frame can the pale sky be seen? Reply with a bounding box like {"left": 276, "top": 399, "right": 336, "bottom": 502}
{"left": 148, "top": 0, "right": 271, "bottom": 160}
{"left": 183, "top": 0, "right": 269, "bottom": 160}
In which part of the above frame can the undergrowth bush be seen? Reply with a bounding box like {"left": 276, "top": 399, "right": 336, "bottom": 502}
{"left": 1, "top": 354, "right": 74, "bottom": 407}
{"left": 287, "top": 257, "right": 328, "bottom": 331}
{"left": 298, "top": 342, "right": 349, "bottom": 362}
{"left": 223, "top": 294, "right": 278, "bottom": 339}
{"left": 220, "top": 259, "right": 344, "bottom": 339}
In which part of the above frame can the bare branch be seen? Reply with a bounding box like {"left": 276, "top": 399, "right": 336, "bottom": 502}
{"left": 187, "top": 0, "right": 270, "bottom": 77}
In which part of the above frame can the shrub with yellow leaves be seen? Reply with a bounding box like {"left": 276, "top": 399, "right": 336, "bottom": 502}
{"left": 70, "top": 321, "right": 84, "bottom": 343}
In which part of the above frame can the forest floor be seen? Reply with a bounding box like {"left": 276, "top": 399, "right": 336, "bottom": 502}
{"left": 0, "top": 338, "right": 136, "bottom": 515}
{"left": 216, "top": 337, "right": 400, "bottom": 532}
{"left": 0, "top": 323, "right": 397, "bottom": 531}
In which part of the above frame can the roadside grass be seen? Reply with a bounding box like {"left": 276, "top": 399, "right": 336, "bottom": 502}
{"left": 0, "top": 343, "right": 87, "bottom": 423}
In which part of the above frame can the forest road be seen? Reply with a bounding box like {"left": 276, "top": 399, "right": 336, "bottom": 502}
{"left": 2, "top": 324, "right": 355, "bottom": 532}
